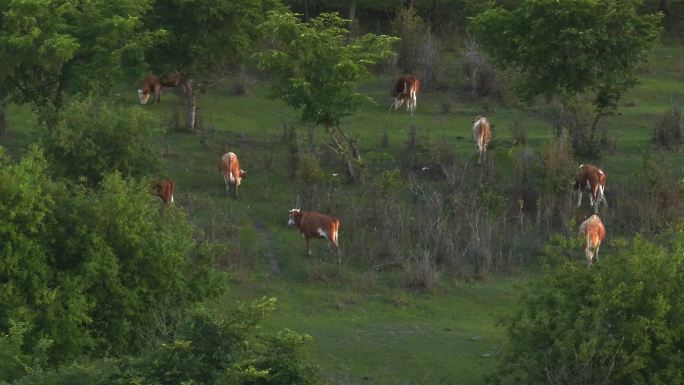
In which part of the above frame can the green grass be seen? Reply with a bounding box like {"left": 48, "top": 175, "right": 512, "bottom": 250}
{"left": 2, "top": 41, "right": 683, "bottom": 385}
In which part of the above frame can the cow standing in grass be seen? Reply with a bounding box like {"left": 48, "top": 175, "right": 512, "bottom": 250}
{"left": 472, "top": 116, "right": 491, "bottom": 164}
{"left": 288, "top": 209, "right": 341, "bottom": 263}
{"left": 573, "top": 164, "right": 607, "bottom": 214}
{"left": 152, "top": 178, "right": 175, "bottom": 208}
{"left": 219, "top": 152, "right": 247, "bottom": 198}
{"left": 392, "top": 75, "right": 420, "bottom": 114}
{"left": 138, "top": 72, "right": 183, "bottom": 104}
{"left": 578, "top": 214, "right": 606, "bottom": 267}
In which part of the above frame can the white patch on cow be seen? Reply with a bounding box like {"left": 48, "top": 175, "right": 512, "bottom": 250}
{"left": 288, "top": 218, "right": 295, "bottom": 225}
{"left": 138, "top": 89, "right": 148, "bottom": 105}
{"left": 585, "top": 180, "right": 591, "bottom": 190}
{"left": 170, "top": 194, "right": 174, "bottom": 203}
{"left": 317, "top": 228, "right": 328, "bottom": 239}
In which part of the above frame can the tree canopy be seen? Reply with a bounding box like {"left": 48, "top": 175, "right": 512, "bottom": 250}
{"left": 143, "top": 0, "right": 282, "bottom": 132}
{"left": 0, "top": 148, "right": 220, "bottom": 364}
{"left": 258, "top": 10, "right": 396, "bottom": 180}
{"left": 259, "top": 11, "right": 396, "bottom": 127}
{"left": 0, "top": 0, "right": 160, "bottom": 116}
{"left": 469, "top": 0, "right": 661, "bottom": 112}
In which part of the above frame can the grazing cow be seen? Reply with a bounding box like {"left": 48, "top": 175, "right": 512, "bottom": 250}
{"left": 573, "top": 164, "right": 607, "bottom": 214}
{"left": 288, "top": 209, "right": 341, "bottom": 263}
{"left": 578, "top": 214, "right": 606, "bottom": 267}
{"left": 137, "top": 72, "right": 183, "bottom": 104}
{"left": 472, "top": 116, "right": 492, "bottom": 164}
{"left": 392, "top": 75, "right": 420, "bottom": 114}
{"left": 219, "top": 152, "right": 247, "bottom": 198}
{"left": 152, "top": 178, "right": 175, "bottom": 208}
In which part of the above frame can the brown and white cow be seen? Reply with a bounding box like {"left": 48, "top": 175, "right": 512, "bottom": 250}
{"left": 573, "top": 164, "right": 607, "bottom": 214}
{"left": 392, "top": 75, "right": 420, "bottom": 114}
{"left": 472, "top": 116, "right": 492, "bottom": 164}
{"left": 288, "top": 209, "right": 341, "bottom": 262}
{"left": 578, "top": 214, "right": 606, "bottom": 267}
{"left": 219, "top": 152, "right": 247, "bottom": 198}
{"left": 137, "top": 72, "right": 183, "bottom": 104}
{"left": 152, "top": 178, "right": 175, "bottom": 208}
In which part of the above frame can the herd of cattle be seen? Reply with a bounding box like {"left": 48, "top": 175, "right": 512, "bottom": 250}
{"left": 144, "top": 74, "right": 608, "bottom": 267}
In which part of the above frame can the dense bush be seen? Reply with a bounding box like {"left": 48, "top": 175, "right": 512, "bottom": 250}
{"left": 0, "top": 148, "right": 220, "bottom": 371}
{"left": 492, "top": 223, "right": 684, "bottom": 385}
{"left": 38, "top": 98, "right": 162, "bottom": 185}
{"left": 8, "top": 301, "right": 318, "bottom": 385}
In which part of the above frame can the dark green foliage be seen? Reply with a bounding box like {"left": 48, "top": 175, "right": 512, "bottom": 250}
{"left": 8, "top": 301, "right": 318, "bottom": 385}
{"left": 145, "top": 0, "right": 281, "bottom": 79}
{"left": 470, "top": 0, "right": 661, "bottom": 112}
{"left": 493, "top": 225, "right": 684, "bottom": 384}
{"left": 38, "top": 98, "right": 162, "bottom": 185}
{"left": 0, "top": 0, "right": 160, "bottom": 113}
{"left": 0, "top": 149, "right": 220, "bottom": 368}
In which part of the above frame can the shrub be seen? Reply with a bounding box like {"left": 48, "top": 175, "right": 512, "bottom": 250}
{"left": 0, "top": 149, "right": 220, "bottom": 365}
{"left": 653, "top": 106, "right": 683, "bottom": 149}
{"left": 492, "top": 225, "right": 684, "bottom": 385}
{"left": 39, "top": 98, "right": 162, "bottom": 185}
{"left": 537, "top": 134, "right": 575, "bottom": 230}
{"left": 10, "top": 301, "right": 318, "bottom": 385}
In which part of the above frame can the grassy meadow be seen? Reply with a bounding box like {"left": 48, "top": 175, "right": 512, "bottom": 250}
{"left": 3, "top": 35, "right": 684, "bottom": 385}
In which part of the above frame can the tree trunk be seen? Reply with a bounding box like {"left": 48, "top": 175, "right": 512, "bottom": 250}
{"left": 183, "top": 80, "right": 198, "bottom": 133}
{"left": 660, "top": 0, "right": 671, "bottom": 15}
{"left": 0, "top": 98, "right": 6, "bottom": 137}
{"left": 348, "top": 0, "right": 356, "bottom": 21}
{"left": 326, "top": 123, "right": 362, "bottom": 182}
{"left": 303, "top": 0, "right": 309, "bottom": 21}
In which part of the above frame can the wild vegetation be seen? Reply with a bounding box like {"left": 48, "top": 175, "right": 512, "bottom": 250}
{"left": 1, "top": 1, "right": 683, "bottom": 384}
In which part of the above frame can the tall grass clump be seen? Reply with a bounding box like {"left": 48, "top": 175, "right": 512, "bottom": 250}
{"left": 653, "top": 106, "right": 683, "bottom": 149}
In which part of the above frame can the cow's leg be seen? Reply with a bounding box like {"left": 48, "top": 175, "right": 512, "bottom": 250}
{"left": 576, "top": 190, "right": 583, "bottom": 208}
{"left": 330, "top": 239, "right": 340, "bottom": 264}
{"left": 306, "top": 237, "right": 311, "bottom": 256}
{"left": 234, "top": 184, "right": 239, "bottom": 199}
{"left": 477, "top": 138, "right": 483, "bottom": 164}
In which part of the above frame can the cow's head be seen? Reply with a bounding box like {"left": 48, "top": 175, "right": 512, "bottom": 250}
{"left": 240, "top": 169, "right": 247, "bottom": 179}
{"left": 288, "top": 209, "right": 301, "bottom": 226}
{"left": 472, "top": 115, "right": 483, "bottom": 123}
{"left": 138, "top": 89, "right": 150, "bottom": 105}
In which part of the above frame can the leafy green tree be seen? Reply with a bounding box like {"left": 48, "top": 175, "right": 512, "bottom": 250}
{"left": 143, "top": 0, "right": 281, "bottom": 133}
{"left": 258, "top": 11, "right": 397, "bottom": 181}
{"left": 38, "top": 98, "right": 162, "bottom": 186}
{"left": 493, "top": 227, "right": 684, "bottom": 385}
{"left": 0, "top": 0, "right": 160, "bottom": 124}
{"left": 0, "top": 149, "right": 221, "bottom": 365}
{"left": 470, "top": 0, "right": 661, "bottom": 155}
